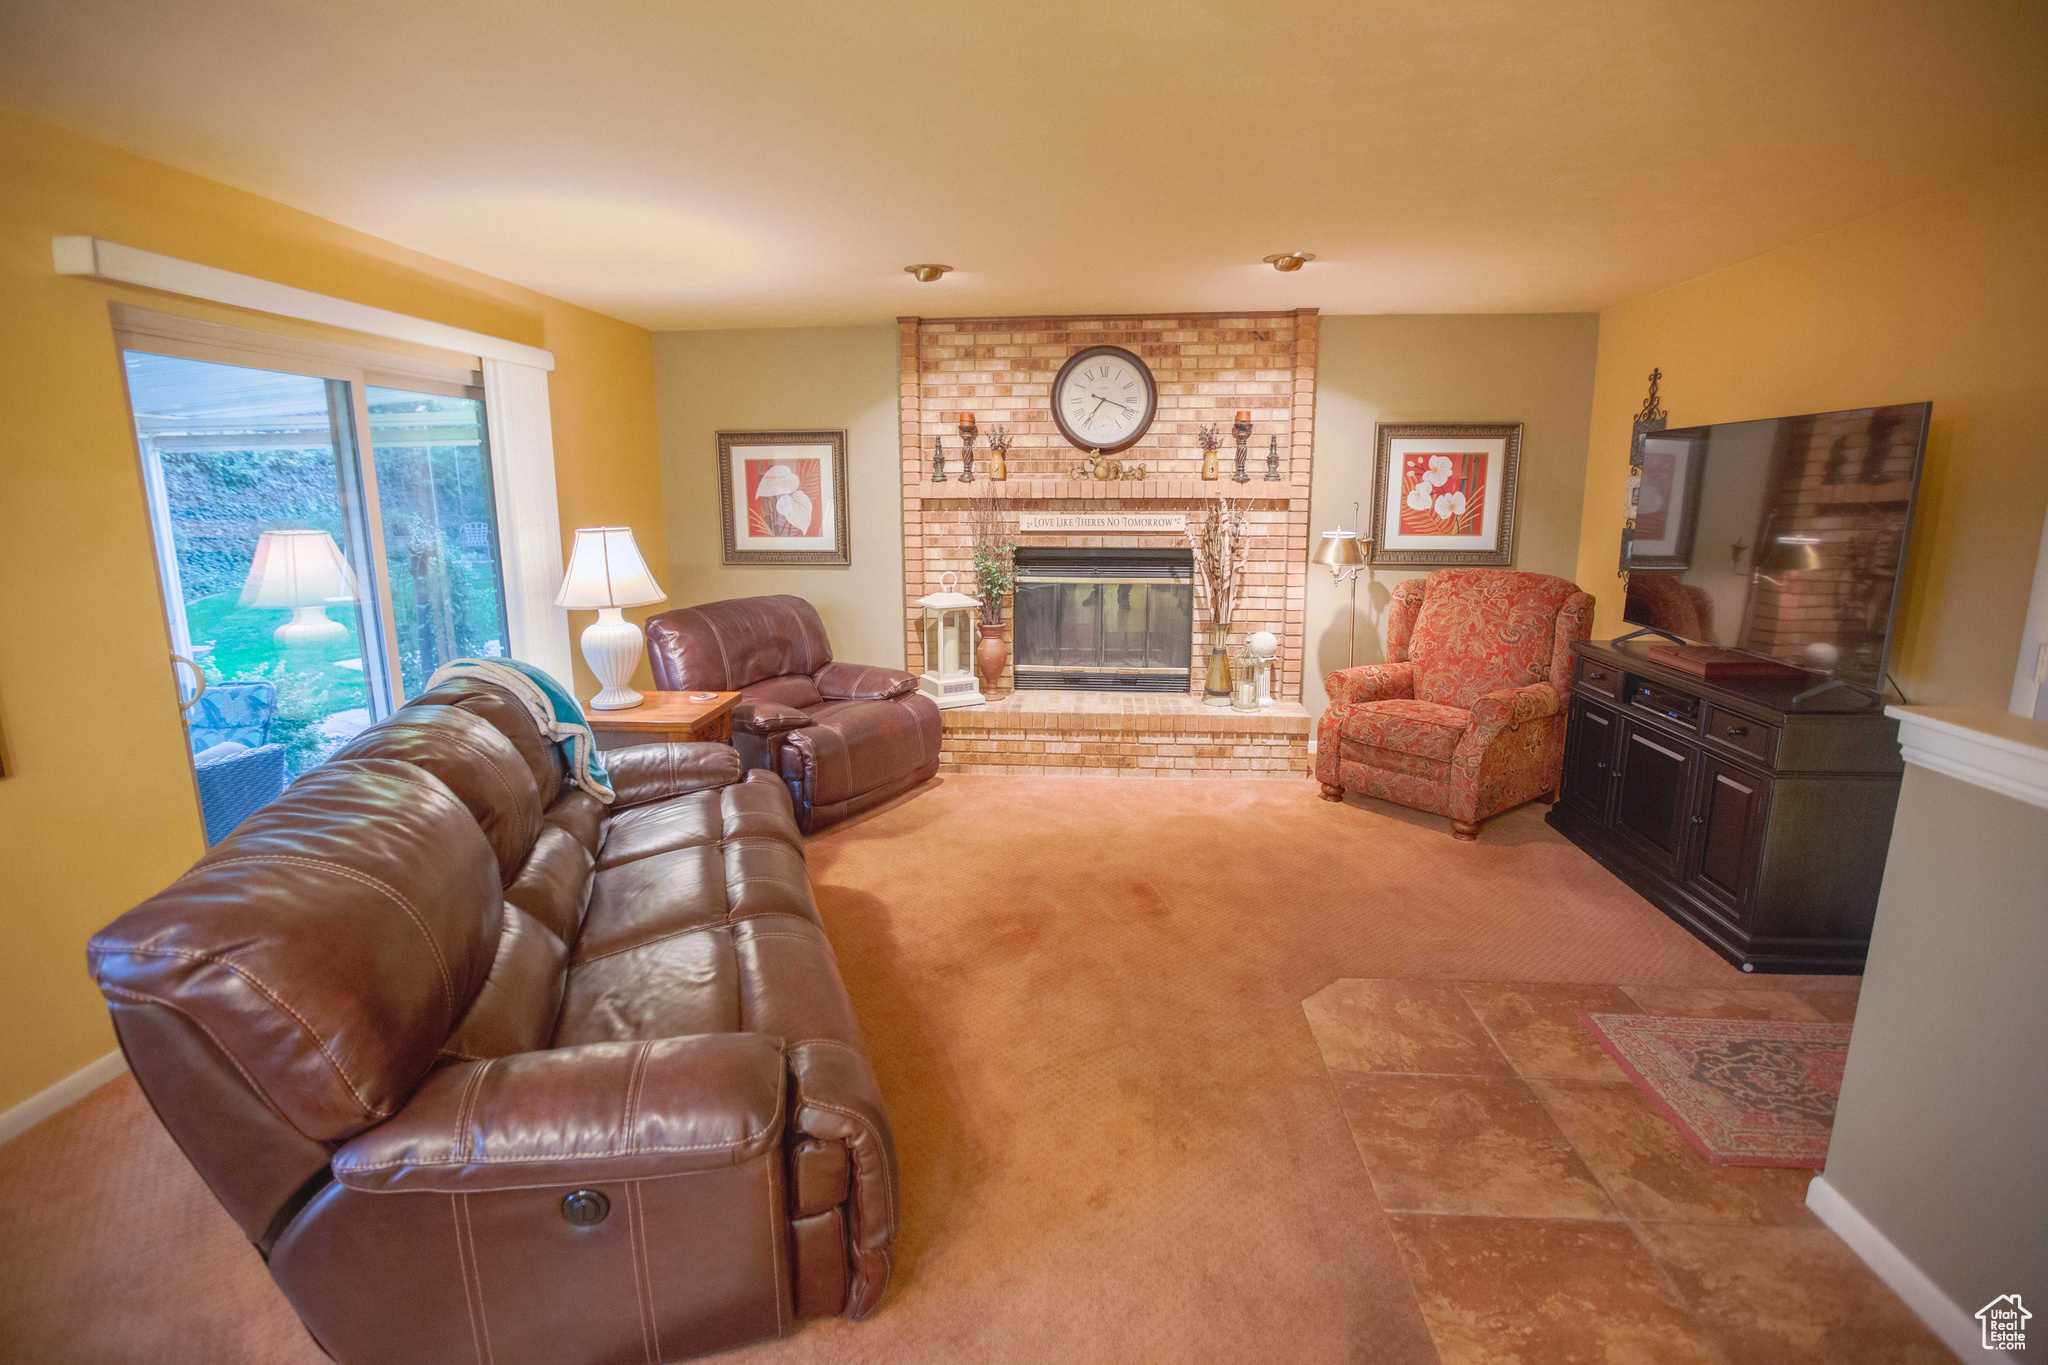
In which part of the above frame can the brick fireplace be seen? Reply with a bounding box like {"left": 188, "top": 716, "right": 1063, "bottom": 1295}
{"left": 899, "top": 309, "right": 1318, "bottom": 776}
{"left": 898, "top": 309, "right": 1318, "bottom": 697}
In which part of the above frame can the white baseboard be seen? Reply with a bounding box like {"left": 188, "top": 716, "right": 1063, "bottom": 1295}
{"left": 1807, "top": 1174, "right": 2008, "bottom": 1360}
{"left": 0, "top": 1051, "right": 128, "bottom": 1147}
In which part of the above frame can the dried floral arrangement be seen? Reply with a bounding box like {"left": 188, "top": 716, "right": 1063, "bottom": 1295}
{"left": 1197, "top": 423, "right": 1224, "bottom": 454}
{"left": 984, "top": 425, "right": 1012, "bottom": 456}
{"left": 967, "top": 491, "right": 1015, "bottom": 627}
{"left": 1189, "top": 497, "right": 1251, "bottom": 630}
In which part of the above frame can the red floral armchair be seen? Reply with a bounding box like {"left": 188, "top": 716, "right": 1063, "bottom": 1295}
{"left": 1316, "top": 568, "right": 1595, "bottom": 839}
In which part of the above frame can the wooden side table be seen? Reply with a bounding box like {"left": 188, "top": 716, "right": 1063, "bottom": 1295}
{"left": 586, "top": 691, "right": 740, "bottom": 751}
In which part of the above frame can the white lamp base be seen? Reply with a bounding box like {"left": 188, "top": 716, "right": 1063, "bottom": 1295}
{"left": 580, "top": 607, "right": 646, "bottom": 710}
{"left": 273, "top": 604, "right": 350, "bottom": 645}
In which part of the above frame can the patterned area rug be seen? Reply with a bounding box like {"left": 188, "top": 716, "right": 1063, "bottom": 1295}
{"left": 1579, "top": 1012, "right": 1853, "bottom": 1167}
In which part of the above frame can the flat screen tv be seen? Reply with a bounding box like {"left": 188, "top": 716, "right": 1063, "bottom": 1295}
{"left": 1621, "top": 402, "right": 1930, "bottom": 698}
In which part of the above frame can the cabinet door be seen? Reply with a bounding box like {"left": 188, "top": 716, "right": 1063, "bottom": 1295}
{"left": 1615, "top": 721, "right": 1698, "bottom": 875}
{"left": 1685, "top": 756, "right": 1771, "bottom": 927}
{"left": 1562, "top": 698, "right": 1619, "bottom": 824}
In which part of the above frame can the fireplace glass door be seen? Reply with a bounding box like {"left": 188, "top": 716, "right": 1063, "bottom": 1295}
{"left": 1013, "top": 548, "right": 1193, "bottom": 692}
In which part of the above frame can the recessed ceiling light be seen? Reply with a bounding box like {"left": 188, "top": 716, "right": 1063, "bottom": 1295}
{"left": 1263, "top": 252, "right": 1316, "bottom": 272}
{"left": 904, "top": 264, "right": 953, "bottom": 283}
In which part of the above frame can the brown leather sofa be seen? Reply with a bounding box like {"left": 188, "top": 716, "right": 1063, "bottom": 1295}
{"left": 88, "top": 676, "right": 896, "bottom": 1364}
{"left": 644, "top": 596, "right": 941, "bottom": 833}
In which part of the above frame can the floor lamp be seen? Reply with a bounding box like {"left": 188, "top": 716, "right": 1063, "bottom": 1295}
{"left": 1313, "top": 502, "right": 1370, "bottom": 668}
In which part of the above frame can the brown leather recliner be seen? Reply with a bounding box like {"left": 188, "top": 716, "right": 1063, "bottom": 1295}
{"left": 88, "top": 676, "right": 896, "bottom": 1365}
{"left": 644, "top": 596, "right": 941, "bottom": 833}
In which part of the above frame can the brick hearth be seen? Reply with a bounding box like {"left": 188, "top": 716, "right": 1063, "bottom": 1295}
{"left": 938, "top": 692, "right": 1311, "bottom": 779}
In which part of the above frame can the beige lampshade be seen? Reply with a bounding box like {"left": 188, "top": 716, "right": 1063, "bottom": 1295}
{"left": 239, "top": 529, "right": 358, "bottom": 609}
{"left": 555, "top": 526, "right": 666, "bottom": 609}
{"left": 1312, "top": 529, "right": 1369, "bottom": 570}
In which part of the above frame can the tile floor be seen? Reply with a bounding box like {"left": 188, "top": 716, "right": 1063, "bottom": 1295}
{"left": 1303, "top": 977, "right": 1955, "bottom": 1364}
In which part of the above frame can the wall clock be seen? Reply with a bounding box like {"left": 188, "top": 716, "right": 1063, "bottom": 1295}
{"left": 1051, "top": 345, "right": 1157, "bottom": 454}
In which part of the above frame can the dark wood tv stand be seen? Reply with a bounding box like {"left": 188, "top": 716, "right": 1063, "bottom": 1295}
{"left": 1546, "top": 639, "right": 1903, "bottom": 974}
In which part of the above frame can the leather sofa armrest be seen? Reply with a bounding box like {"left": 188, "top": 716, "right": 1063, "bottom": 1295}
{"left": 735, "top": 700, "right": 818, "bottom": 735}
{"left": 1325, "top": 663, "right": 1415, "bottom": 707}
{"left": 602, "top": 742, "right": 742, "bottom": 809}
{"left": 786, "top": 1040, "right": 898, "bottom": 1318}
{"left": 331, "top": 1034, "right": 785, "bottom": 1195}
{"left": 813, "top": 662, "right": 917, "bottom": 702}
{"left": 1458, "top": 682, "right": 1562, "bottom": 754}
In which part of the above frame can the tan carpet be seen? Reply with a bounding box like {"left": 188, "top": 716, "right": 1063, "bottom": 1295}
{"left": 0, "top": 776, "right": 1838, "bottom": 1364}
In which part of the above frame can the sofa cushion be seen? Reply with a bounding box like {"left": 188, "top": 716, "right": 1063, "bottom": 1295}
{"left": 88, "top": 759, "right": 503, "bottom": 1142}
{"left": 554, "top": 925, "right": 741, "bottom": 1046}
{"left": 503, "top": 824, "right": 594, "bottom": 944}
{"left": 742, "top": 675, "right": 827, "bottom": 710}
{"left": 441, "top": 905, "right": 568, "bottom": 1062}
{"left": 734, "top": 917, "right": 865, "bottom": 1050}
{"left": 405, "top": 675, "right": 567, "bottom": 803}
{"left": 646, "top": 595, "right": 835, "bottom": 691}
{"left": 1339, "top": 698, "right": 1472, "bottom": 763}
{"left": 1409, "top": 568, "right": 1581, "bottom": 709}
{"left": 329, "top": 705, "right": 543, "bottom": 884}
{"left": 598, "top": 789, "right": 725, "bottom": 870}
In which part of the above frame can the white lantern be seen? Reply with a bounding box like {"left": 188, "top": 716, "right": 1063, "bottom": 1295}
{"left": 916, "top": 571, "right": 985, "bottom": 709}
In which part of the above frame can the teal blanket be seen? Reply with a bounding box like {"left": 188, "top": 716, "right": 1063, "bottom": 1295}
{"left": 424, "top": 658, "right": 613, "bottom": 802}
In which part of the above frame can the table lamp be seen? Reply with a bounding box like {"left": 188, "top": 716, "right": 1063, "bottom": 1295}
{"left": 554, "top": 526, "right": 667, "bottom": 710}
{"left": 1313, "top": 501, "right": 1371, "bottom": 668}
{"left": 241, "top": 529, "right": 359, "bottom": 643}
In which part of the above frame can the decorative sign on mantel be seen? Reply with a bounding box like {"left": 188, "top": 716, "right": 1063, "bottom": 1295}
{"left": 1016, "top": 512, "right": 1187, "bottom": 534}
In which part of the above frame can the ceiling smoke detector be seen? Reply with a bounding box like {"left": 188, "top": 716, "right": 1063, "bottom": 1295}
{"left": 904, "top": 264, "right": 953, "bottom": 283}
{"left": 1263, "top": 252, "right": 1316, "bottom": 273}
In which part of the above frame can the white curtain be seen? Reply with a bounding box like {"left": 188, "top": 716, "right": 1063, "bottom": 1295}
{"left": 482, "top": 359, "right": 576, "bottom": 689}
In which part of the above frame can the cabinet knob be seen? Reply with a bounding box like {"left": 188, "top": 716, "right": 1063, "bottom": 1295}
{"left": 1726, "top": 725, "right": 1748, "bottom": 737}
{"left": 1692, "top": 815, "right": 1706, "bottom": 824}
{"left": 1587, "top": 671, "right": 1607, "bottom": 680}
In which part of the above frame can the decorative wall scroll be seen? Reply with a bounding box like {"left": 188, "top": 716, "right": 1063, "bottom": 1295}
{"left": 1015, "top": 512, "right": 1187, "bottom": 534}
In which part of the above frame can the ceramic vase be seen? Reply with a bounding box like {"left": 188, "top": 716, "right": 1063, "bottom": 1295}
{"left": 1201, "top": 449, "right": 1219, "bottom": 481}
{"left": 990, "top": 449, "right": 1007, "bottom": 481}
{"left": 977, "top": 626, "right": 1009, "bottom": 693}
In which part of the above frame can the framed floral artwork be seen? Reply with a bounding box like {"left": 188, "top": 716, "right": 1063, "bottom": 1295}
{"left": 1368, "top": 422, "right": 1523, "bottom": 566}
{"left": 717, "top": 430, "right": 850, "bottom": 566}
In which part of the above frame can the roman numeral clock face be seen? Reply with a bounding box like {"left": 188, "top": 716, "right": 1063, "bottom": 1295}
{"left": 1052, "top": 345, "right": 1157, "bottom": 454}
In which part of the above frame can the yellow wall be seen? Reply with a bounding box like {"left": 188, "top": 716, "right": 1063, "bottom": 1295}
{"left": 652, "top": 326, "right": 905, "bottom": 666}
{"left": 0, "top": 109, "right": 665, "bottom": 1112}
{"left": 1575, "top": 151, "right": 2048, "bottom": 707}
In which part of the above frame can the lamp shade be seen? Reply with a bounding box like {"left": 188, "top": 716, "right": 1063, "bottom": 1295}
{"left": 1312, "top": 529, "right": 1368, "bottom": 569}
{"left": 554, "top": 527, "right": 666, "bottom": 609}
{"left": 240, "top": 529, "right": 358, "bottom": 609}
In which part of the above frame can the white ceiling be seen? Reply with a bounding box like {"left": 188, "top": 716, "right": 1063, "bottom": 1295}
{"left": 3, "top": 1, "right": 2044, "bottom": 331}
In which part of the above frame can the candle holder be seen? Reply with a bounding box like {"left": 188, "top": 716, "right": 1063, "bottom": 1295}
{"left": 930, "top": 435, "right": 947, "bottom": 483}
{"left": 1231, "top": 415, "right": 1253, "bottom": 484}
{"left": 1265, "top": 433, "right": 1282, "bottom": 481}
{"left": 957, "top": 413, "right": 977, "bottom": 484}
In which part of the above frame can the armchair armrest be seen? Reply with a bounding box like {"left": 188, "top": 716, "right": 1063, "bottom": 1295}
{"left": 813, "top": 662, "right": 917, "bottom": 702}
{"left": 1325, "top": 663, "right": 1414, "bottom": 707}
{"left": 603, "top": 741, "right": 742, "bottom": 809}
{"left": 734, "top": 700, "right": 818, "bottom": 735}
{"left": 331, "top": 1034, "right": 785, "bottom": 1195}
{"left": 1457, "top": 682, "right": 1562, "bottom": 754}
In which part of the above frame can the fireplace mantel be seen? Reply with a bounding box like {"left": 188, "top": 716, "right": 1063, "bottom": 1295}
{"left": 899, "top": 310, "right": 1317, "bottom": 700}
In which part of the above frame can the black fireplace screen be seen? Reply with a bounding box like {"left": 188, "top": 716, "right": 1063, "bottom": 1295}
{"left": 1011, "top": 548, "right": 1194, "bottom": 692}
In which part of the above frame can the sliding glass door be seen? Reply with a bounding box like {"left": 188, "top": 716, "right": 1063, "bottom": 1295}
{"left": 119, "top": 320, "right": 508, "bottom": 839}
